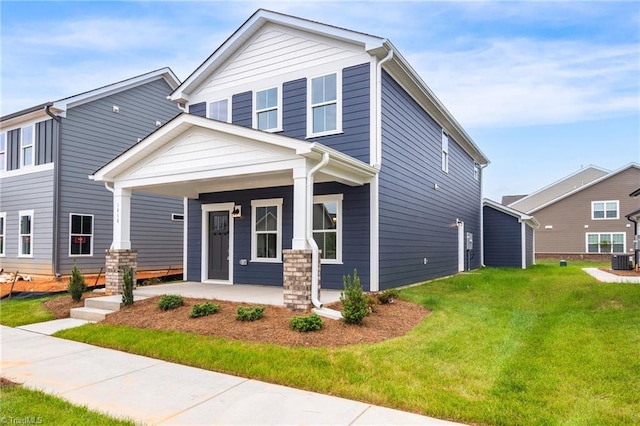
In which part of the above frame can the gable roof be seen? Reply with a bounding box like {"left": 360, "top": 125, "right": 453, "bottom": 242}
{"left": 501, "top": 194, "right": 528, "bottom": 205}
{"left": 508, "top": 165, "right": 610, "bottom": 213}
{"left": 521, "top": 163, "right": 640, "bottom": 214}
{"left": 1, "top": 68, "right": 180, "bottom": 127}
{"left": 169, "top": 9, "right": 489, "bottom": 166}
{"left": 483, "top": 198, "right": 540, "bottom": 229}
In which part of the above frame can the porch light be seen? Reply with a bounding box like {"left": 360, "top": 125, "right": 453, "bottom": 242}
{"left": 232, "top": 206, "right": 242, "bottom": 218}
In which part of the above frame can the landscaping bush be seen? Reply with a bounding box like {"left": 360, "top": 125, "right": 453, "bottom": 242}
{"left": 376, "top": 289, "right": 400, "bottom": 304}
{"left": 157, "top": 294, "right": 184, "bottom": 311}
{"left": 190, "top": 302, "right": 220, "bottom": 318}
{"left": 236, "top": 306, "right": 265, "bottom": 321}
{"left": 122, "top": 268, "right": 134, "bottom": 307}
{"left": 290, "top": 313, "right": 323, "bottom": 332}
{"left": 140, "top": 277, "right": 161, "bottom": 286}
{"left": 340, "top": 268, "right": 369, "bottom": 324}
{"left": 67, "top": 265, "right": 87, "bottom": 302}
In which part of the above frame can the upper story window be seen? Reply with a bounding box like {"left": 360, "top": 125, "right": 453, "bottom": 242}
{"left": 255, "top": 87, "right": 280, "bottom": 131}
{"left": 251, "top": 198, "right": 283, "bottom": 262}
{"left": 19, "top": 210, "right": 34, "bottom": 257}
{"left": 21, "top": 125, "right": 34, "bottom": 167}
{"left": 70, "top": 214, "right": 94, "bottom": 256}
{"left": 0, "top": 133, "right": 6, "bottom": 171}
{"left": 0, "top": 212, "right": 5, "bottom": 257}
{"left": 308, "top": 72, "right": 341, "bottom": 137}
{"left": 313, "top": 194, "right": 342, "bottom": 263}
{"left": 473, "top": 163, "right": 480, "bottom": 181}
{"left": 208, "top": 99, "right": 230, "bottom": 123}
{"left": 441, "top": 131, "right": 449, "bottom": 173}
{"left": 592, "top": 200, "right": 618, "bottom": 220}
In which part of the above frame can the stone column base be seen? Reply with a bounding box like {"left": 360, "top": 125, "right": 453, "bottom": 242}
{"left": 283, "top": 249, "right": 321, "bottom": 311}
{"left": 105, "top": 249, "right": 137, "bottom": 295}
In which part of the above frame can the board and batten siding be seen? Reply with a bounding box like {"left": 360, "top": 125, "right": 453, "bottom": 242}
{"left": 35, "top": 119, "right": 56, "bottom": 165}
{"left": 58, "top": 78, "right": 183, "bottom": 274}
{"left": 0, "top": 169, "right": 55, "bottom": 274}
{"left": 189, "top": 102, "right": 206, "bottom": 118}
{"left": 482, "top": 205, "right": 523, "bottom": 268}
{"left": 186, "top": 182, "right": 370, "bottom": 290}
{"left": 378, "top": 70, "right": 482, "bottom": 288}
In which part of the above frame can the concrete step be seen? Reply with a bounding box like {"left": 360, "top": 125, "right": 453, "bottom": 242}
{"left": 85, "top": 295, "right": 150, "bottom": 311}
{"left": 70, "top": 307, "right": 114, "bottom": 322}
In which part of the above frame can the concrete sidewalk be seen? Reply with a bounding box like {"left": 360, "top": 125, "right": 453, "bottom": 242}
{"left": 583, "top": 268, "right": 640, "bottom": 283}
{"left": 1, "top": 325, "right": 463, "bottom": 425}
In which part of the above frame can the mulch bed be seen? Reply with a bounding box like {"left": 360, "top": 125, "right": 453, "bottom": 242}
{"left": 42, "top": 293, "right": 103, "bottom": 319}
{"left": 599, "top": 268, "right": 640, "bottom": 277}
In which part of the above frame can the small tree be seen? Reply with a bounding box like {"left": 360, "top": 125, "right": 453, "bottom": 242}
{"left": 340, "top": 268, "right": 369, "bottom": 324}
{"left": 122, "top": 267, "right": 134, "bottom": 306}
{"left": 68, "top": 265, "right": 87, "bottom": 302}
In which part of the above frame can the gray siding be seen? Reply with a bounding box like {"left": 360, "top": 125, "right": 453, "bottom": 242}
{"left": 379, "top": 70, "right": 482, "bottom": 288}
{"left": 525, "top": 225, "right": 534, "bottom": 267}
{"left": 187, "top": 183, "right": 371, "bottom": 290}
{"left": 7, "top": 129, "right": 19, "bottom": 171}
{"left": 232, "top": 92, "right": 252, "bottom": 127}
{"left": 0, "top": 169, "right": 54, "bottom": 274}
{"left": 58, "top": 78, "right": 183, "bottom": 274}
{"left": 35, "top": 119, "right": 56, "bottom": 165}
{"left": 482, "top": 205, "right": 522, "bottom": 268}
{"left": 189, "top": 102, "right": 206, "bottom": 117}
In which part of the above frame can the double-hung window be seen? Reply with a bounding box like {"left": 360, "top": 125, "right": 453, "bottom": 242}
{"left": 19, "top": 210, "right": 34, "bottom": 257}
{"left": 592, "top": 201, "right": 618, "bottom": 220}
{"left": 586, "top": 232, "right": 624, "bottom": 253}
{"left": 0, "top": 133, "right": 6, "bottom": 171}
{"left": 21, "top": 125, "right": 34, "bottom": 168}
{"left": 70, "top": 214, "right": 94, "bottom": 256}
{"left": 309, "top": 73, "right": 341, "bottom": 136}
{"left": 441, "top": 131, "right": 449, "bottom": 173}
{"left": 313, "top": 194, "right": 342, "bottom": 262}
{"left": 0, "top": 212, "right": 6, "bottom": 257}
{"left": 255, "top": 87, "right": 280, "bottom": 131}
{"left": 208, "top": 99, "right": 230, "bottom": 122}
{"left": 251, "top": 199, "right": 283, "bottom": 262}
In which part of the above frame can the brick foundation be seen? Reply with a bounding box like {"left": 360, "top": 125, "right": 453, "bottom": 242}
{"left": 105, "top": 249, "right": 137, "bottom": 295}
{"left": 283, "top": 249, "right": 321, "bottom": 311}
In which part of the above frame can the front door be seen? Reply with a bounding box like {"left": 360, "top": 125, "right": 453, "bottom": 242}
{"left": 208, "top": 211, "right": 229, "bottom": 280}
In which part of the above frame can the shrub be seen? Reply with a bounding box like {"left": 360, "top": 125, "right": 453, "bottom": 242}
{"left": 190, "top": 302, "right": 220, "bottom": 318}
{"left": 140, "top": 277, "right": 161, "bottom": 286}
{"left": 340, "top": 268, "right": 369, "bottom": 324}
{"left": 67, "top": 265, "right": 87, "bottom": 302}
{"left": 376, "top": 289, "right": 400, "bottom": 304}
{"left": 290, "top": 313, "right": 323, "bottom": 332}
{"left": 236, "top": 306, "right": 265, "bottom": 321}
{"left": 122, "top": 268, "right": 134, "bottom": 307}
{"left": 157, "top": 294, "right": 184, "bottom": 311}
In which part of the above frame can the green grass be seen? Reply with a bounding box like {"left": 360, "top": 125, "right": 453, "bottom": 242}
{"left": 0, "top": 382, "right": 135, "bottom": 425}
{"left": 53, "top": 261, "right": 640, "bottom": 425}
{"left": 0, "top": 297, "right": 56, "bottom": 327}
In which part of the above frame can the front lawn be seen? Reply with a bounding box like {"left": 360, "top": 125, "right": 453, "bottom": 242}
{"left": 0, "top": 297, "right": 56, "bottom": 327}
{"left": 48, "top": 262, "right": 640, "bottom": 424}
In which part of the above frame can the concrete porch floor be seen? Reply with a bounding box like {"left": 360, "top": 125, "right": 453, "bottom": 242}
{"left": 132, "top": 282, "right": 342, "bottom": 307}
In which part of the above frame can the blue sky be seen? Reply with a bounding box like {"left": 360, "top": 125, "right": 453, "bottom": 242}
{"left": 1, "top": 1, "right": 638, "bottom": 201}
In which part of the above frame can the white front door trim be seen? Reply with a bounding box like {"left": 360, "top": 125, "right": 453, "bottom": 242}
{"left": 201, "top": 202, "right": 235, "bottom": 284}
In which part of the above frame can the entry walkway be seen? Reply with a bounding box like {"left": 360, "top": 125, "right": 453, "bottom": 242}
{"left": 582, "top": 268, "right": 640, "bottom": 283}
{"left": 1, "top": 325, "right": 463, "bottom": 425}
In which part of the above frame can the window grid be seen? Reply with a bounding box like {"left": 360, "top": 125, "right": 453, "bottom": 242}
{"left": 312, "top": 195, "right": 342, "bottom": 263}
{"left": 251, "top": 199, "right": 283, "bottom": 262}
{"left": 591, "top": 200, "right": 619, "bottom": 220}
{"left": 70, "top": 214, "right": 94, "bottom": 256}
{"left": 441, "top": 131, "right": 449, "bottom": 173}
{"left": 19, "top": 210, "right": 34, "bottom": 257}
{"left": 208, "top": 99, "right": 229, "bottom": 122}
{"left": 21, "top": 125, "right": 34, "bottom": 168}
{"left": 0, "top": 133, "right": 6, "bottom": 171}
{"left": 0, "top": 212, "right": 6, "bottom": 257}
{"left": 309, "top": 73, "right": 340, "bottom": 136}
{"left": 255, "top": 88, "right": 279, "bottom": 131}
{"left": 586, "top": 232, "right": 624, "bottom": 253}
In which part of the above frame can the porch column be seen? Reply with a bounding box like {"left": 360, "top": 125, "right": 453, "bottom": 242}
{"left": 291, "top": 166, "right": 308, "bottom": 250}
{"left": 112, "top": 187, "right": 131, "bottom": 250}
{"left": 105, "top": 186, "right": 136, "bottom": 295}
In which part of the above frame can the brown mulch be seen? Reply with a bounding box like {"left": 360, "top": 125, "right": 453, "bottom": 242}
{"left": 599, "top": 268, "right": 640, "bottom": 277}
{"left": 45, "top": 294, "right": 430, "bottom": 347}
{"left": 0, "top": 377, "right": 19, "bottom": 388}
{"left": 42, "top": 293, "right": 103, "bottom": 319}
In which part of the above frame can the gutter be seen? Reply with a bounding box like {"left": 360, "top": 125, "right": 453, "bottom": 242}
{"left": 479, "top": 164, "right": 488, "bottom": 267}
{"left": 45, "top": 105, "right": 62, "bottom": 277}
{"left": 306, "top": 152, "right": 330, "bottom": 308}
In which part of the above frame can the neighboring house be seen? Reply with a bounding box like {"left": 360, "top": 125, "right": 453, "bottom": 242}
{"left": 91, "top": 9, "right": 489, "bottom": 299}
{"left": 507, "top": 163, "right": 640, "bottom": 259}
{"left": 0, "top": 68, "right": 184, "bottom": 276}
{"left": 626, "top": 188, "right": 640, "bottom": 268}
{"left": 482, "top": 199, "right": 539, "bottom": 269}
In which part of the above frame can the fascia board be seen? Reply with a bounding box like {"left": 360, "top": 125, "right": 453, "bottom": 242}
{"left": 483, "top": 198, "right": 539, "bottom": 228}
{"left": 305, "top": 142, "right": 378, "bottom": 178}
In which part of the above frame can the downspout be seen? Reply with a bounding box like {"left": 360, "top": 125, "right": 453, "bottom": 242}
{"left": 376, "top": 49, "right": 394, "bottom": 167}
{"left": 45, "top": 105, "right": 62, "bottom": 277}
{"left": 480, "top": 164, "right": 488, "bottom": 267}
{"left": 306, "top": 152, "right": 330, "bottom": 308}
{"left": 104, "top": 182, "right": 115, "bottom": 250}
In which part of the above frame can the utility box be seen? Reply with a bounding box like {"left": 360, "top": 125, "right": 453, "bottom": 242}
{"left": 611, "top": 255, "right": 632, "bottom": 270}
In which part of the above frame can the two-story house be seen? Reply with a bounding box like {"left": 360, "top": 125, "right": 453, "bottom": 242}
{"left": 0, "top": 68, "right": 184, "bottom": 277}
{"left": 91, "top": 10, "right": 489, "bottom": 307}
{"left": 507, "top": 163, "right": 640, "bottom": 260}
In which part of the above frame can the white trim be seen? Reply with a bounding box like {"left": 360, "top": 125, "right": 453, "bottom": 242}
{"left": 18, "top": 209, "right": 34, "bottom": 258}
{"left": 253, "top": 85, "right": 283, "bottom": 132}
{"left": 585, "top": 232, "right": 626, "bottom": 254}
{"left": 0, "top": 132, "right": 6, "bottom": 172}
{"left": 441, "top": 130, "right": 449, "bottom": 174}
{"left": 68, "top": 213, "right": 94, "bottom": 257}
{"left": 591, "top": 200, "right": 619, "bottom": 220}
{"left": 207, "top": 98, "right": 232, "bottom": 123}
{"left": 369, "top": 175, "right": 379, "bottom": 291}
{"left": 201, "top": 202, "right": 235, "bottom": 284}
{"left": 521, "top": 222, "right": 527, "bottom": 269}
{"left": 313, "top": 194, "right": 343, "bottom": 264}
{"left": 0, "top": 212, "right": 6, "bottom": 257}
{"left": 482, "top": 198, "right": 540, "bottom": 229}
{"left": 171, "top": 213, "right": 184, "bottom": 221}
{"left": 307, "top": 71, "right": 343, "bottom": 138}
{"left": 183, "top": 198, "right": 188, "bottom": 282}
{"left": 0, "top": 162, "right": 54, "bottom": 179}
{"left": 251, "top": 198, "right": 283, "bottom": 263}
{"left": 458, "top": 220, "right": 465, "bottom": 272}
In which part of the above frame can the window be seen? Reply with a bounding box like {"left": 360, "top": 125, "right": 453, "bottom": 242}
{"left": 19, "top": 210, "right": 34, "bottom": 257}
{"left": 0, "top": 212, "right": 5, "bottom": 257}
{"left": 251, "top": 199, "right": 283, "bottom": 262}
{"left": 586, "top": 233, "right": 624, "bottom": 253}
{"left": 441, "top": 131, "right": 449, "bottom": 173}
{"left": 0, "top": 133, "right": 6, "bottom": 171}
{"left": 255, "top": 87, "right": 280, "bottom": 131}
{"left": 21, "top": 125, "right": 34, "bottom": 167}
{"left": 69, "top": 214, "right": 93, "bottom": 256}
{"left": 309, "top": 73, "right": 341, "bottom": 136}
{"left": 208, "top": 99, "right": 230, "bottom": 122}
{"left": 313, "top": 194, "right": 342, "bottom": 262}
{"left": 473, "top": 163, "right": 480, "bottom": 181}
{"left": 592, "top": 201, "right": 619, "bottom": 220}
